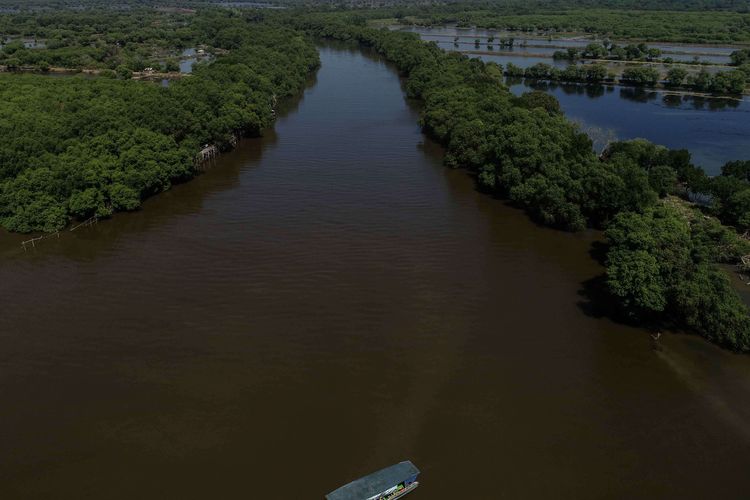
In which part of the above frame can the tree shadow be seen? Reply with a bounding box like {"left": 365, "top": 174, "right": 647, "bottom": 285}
{"left": 576, "top": 273, "right": 627, "bottom": 323}
{"left": 588, "top": 240, "right": 609, "bottom": 265}
{"left": 579, "top": 239, "right": 643, "bottom": 326}
{"left": 576, "top": 255, "right": 673, "bottom": 336}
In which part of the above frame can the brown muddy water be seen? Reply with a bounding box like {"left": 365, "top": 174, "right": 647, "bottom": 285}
{"left": 2, "top": 45, "right": 750, "bottom": 499}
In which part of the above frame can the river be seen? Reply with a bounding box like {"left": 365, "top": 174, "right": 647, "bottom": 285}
{"left": 2, "top": 44, "right": 750, "bottom": 499}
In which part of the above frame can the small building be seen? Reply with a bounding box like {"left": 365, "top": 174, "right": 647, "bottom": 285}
{"left": 195, "top": 144, "right": 219, "bottom": 164}
{"left": 326, "top": 461, "right": 420, "bottom": 500}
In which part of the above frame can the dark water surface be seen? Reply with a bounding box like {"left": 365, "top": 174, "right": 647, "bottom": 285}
{"left": 2, "top": 45, "right": 750, "bottom": 499}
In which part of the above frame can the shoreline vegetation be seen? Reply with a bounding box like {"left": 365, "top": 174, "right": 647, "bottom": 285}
{"left": 0, "top": 10, "right": 320, "bottom": 233}
{"left": 289, "top": 10, "right": 750, "bottom": 353}
{"left": 502, "top": 60, "right": 749, "bottom": 96}
{"left": 383, "top": 29, "right": 750, "bottom": 96}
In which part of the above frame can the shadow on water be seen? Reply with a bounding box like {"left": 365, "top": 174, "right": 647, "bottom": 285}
{"left": 619, "top": 86, "right": 660, "bottom": 103}
{"left": 679, "top": 94, "right": 742, "bottom": 110}
{"left": 621, "top": 86, "right": 743, "bottom": 110}
{"left": 575, "top": 239, "right": 632, "bottom": 328}
{"left": 574, "top": 272, "right": 662, "bottom": 333}
{"left": 576, "top": 239, "right": 676, "bottom": 336}
{"left": 520, "top": 80, "right": 617, "bottom": 100}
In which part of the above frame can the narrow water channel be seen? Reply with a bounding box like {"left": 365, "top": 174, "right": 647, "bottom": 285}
{"left": 2, "top": 44, "right": 750, "bottom": 499}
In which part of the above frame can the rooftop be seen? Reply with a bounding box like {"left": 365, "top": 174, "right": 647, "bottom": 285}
{"left": 326, "top": 461, "right": 420, "bottom": 500}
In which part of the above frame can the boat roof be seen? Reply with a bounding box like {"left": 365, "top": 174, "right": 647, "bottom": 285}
{"left": 326, "top": 461, "right": 420, "bottom": 500}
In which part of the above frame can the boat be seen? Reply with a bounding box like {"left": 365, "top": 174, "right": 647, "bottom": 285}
{"left": 325, "top": 461, "right": 420, "bottom": 500}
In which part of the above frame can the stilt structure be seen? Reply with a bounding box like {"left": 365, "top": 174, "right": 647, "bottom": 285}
{"left": 196, "top": 144, "right": 219, "bottom": 163}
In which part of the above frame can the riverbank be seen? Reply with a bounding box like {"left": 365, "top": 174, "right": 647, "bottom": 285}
{"left": 0, "top": 18, "right": 320, "bottom": 234}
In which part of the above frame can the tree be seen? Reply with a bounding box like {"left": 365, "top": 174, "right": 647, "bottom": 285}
{"left": 524, "top": 62, "right": 554, "bottom": 79}
{"left": 624, "top": 43, "right": 645, "bottom": 60}
{"left": 68, "top": 188, "right": 105, "bottom": 218}
{"left": 610, "top": 46, "right": 627, "bottom": 60}
{"left": 165, "top": 59, "right": 180, "bottom": 72}
{"left": 4, "top": 56, "right": 20, "bottom": 71}
{"left": 710, "top": 70, "right": 747, "bottom": 94}
{"left": 610, "top": 156, "right": 659, "bottom": 211}
{"left": 605, "top": 206, "right": 692, "bottom": 317}
{"left": 583, "top": 43, "right": 607, "bottom": 59}
{"left": 665, "top": 67, "right": 687, "bottom": 87}
{"left": 586, "top": 64, "right": 608, "bottom": 82}
{"left": 115, "top": 64, "right": 132, "bottom": 80}
{"left": 674, "top": 264, "right": 750, "bottom": 352}
{"left": 730, "top": 49, "right": 750, "bottom": 66}
{"left": 504, "top": 62, "right": 524, "bottom": 77}
{"left": 1, "top": 40, "right": 24, "bottom": 56}
{"left": 722, "top": 160, "right": 750, "bottom": 181}
{"left": 484, "top": 61, "right": 504, "bottom": 83}
{"left": 725, "top": 189, "right": 750, "bottom": 229}
{"left": 687, "top": 68, "right": 711, "bottom": 90}
{"left": 646, "top": 48, "right": 662, "bottom": 61}
{"left": 607, "top": 246, "right": 667, "bottom": 313}
{"left": 648, "top": 165, "right": 678, "bottom": 196}
{"left": 621, "top": 66, "right": 660, "bottom": 85}
{"left": 516, "top": 90, "right": 561, "bottom": 115}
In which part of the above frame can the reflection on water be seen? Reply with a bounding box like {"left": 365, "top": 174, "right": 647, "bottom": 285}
{"left": 180, "top": 47, "right": 197, "bottom": 74}
{"left": 476, "top": 51, "right": 571, "bottom": 69}
{"left": 507, "top": 78, "right": 750, "bottom": 173}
